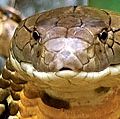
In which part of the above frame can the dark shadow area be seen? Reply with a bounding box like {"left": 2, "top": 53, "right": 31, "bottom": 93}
{"left": 95, "top": 86, "right": 110, "bottom": 94}
{"left": 0, "top": 100, "right": 9, "bottom": 119}
{"left": 41, "top": 92, "right": 70, "bottom": 109}
{"left": 59, "top": 67, "right": 72, "bottom": 71}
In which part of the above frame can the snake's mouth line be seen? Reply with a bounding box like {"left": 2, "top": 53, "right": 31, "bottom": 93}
{"left": 10, "top": 51, "right": 120, "bottom": 80}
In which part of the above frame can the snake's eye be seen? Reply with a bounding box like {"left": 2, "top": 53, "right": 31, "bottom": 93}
{"left": 98, "top": 30, "right": 108, "bottom": 43}
{"left": 32, "top": 30, "right": 41, "bottom": 41}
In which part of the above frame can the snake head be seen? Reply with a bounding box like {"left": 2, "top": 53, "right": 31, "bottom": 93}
{"left": 10, "top": 6, "right": 120, "bottom": 75}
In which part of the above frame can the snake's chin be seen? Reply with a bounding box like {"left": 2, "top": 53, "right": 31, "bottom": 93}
{"left": 9, "top": 51, "right": 120, "bottom": 81}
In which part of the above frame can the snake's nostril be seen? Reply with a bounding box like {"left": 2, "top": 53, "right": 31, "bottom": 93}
{"left": 59, "top": 67, "right": 73, "bottom": 71}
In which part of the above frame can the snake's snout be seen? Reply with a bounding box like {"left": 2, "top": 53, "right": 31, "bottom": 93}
{"left": 49, "top": 51, "right": 83, "bottom": 72}
{"left": 45, "top": 37, "right": 89, "bottom": 72}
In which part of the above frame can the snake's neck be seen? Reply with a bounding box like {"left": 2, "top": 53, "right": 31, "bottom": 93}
{"left": 18, "top": 86, "right": 120, "bottom": 119}
{"left": 3, "top": 58, "right": 120, "bottom": 119}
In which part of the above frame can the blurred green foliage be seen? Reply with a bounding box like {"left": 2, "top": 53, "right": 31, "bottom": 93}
{"left": 89, "top": 0, "right": 120, "bottom": 13}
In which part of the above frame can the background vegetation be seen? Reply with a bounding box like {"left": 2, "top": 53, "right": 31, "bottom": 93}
{"left": 0, "top": 0, "right": 120, "bottom": 17}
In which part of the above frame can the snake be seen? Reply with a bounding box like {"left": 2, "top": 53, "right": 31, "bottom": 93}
{"left": 1, "top": 6, "right": 120, "bottom": 119}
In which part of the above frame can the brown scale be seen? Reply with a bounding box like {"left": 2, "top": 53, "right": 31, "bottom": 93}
{"left": 9, "top": 101, "right": 19, "bottom": 116}
{"left": 1, "top": 60, "right": 27, "bottom": 117}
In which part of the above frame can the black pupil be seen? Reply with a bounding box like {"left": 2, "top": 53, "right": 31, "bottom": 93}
{"left": 100, "top": 31, "right": 108, "bottom": 40}
{"left": 32, "top": 31, "right": 40, "bottom": 41}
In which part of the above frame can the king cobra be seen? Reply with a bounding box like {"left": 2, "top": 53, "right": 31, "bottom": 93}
{"left": 1, "top": 6, "right": 120, "bottom": 119}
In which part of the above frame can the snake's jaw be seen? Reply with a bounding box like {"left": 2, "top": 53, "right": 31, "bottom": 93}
{"left": 9, "top": 45, "right": 120, "bottom": 81}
